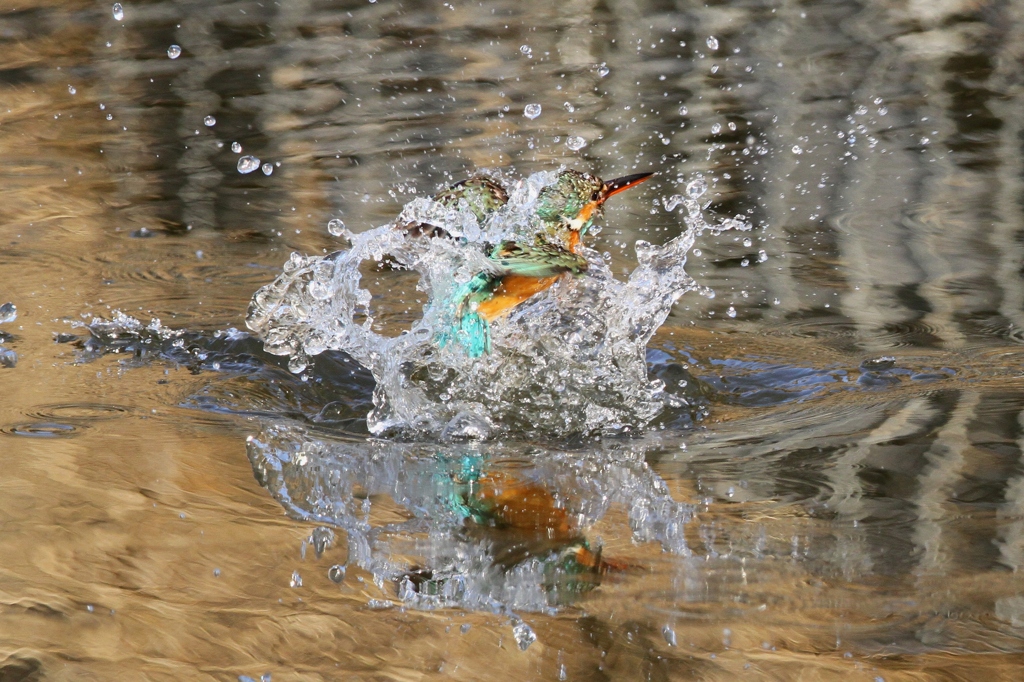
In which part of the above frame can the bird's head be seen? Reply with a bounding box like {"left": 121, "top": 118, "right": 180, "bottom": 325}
{"left": 535, "top": 170, "right": 654, "bottom": 248}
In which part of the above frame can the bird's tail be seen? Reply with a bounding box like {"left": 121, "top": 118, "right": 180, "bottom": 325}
{"left": 437, "top": 273, "right": 496, "bottom": 357}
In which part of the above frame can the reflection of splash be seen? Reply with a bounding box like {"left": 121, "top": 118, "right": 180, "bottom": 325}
{"left": 245, "top": 170, "right": 750, "bottom": 440}
{"left": 246, "top": 422, "right": 691, "bottom": 617}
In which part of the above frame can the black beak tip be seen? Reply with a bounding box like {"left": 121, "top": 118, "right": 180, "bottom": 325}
{"left": 604, "top": 172, "right": 656, "bottom": 196}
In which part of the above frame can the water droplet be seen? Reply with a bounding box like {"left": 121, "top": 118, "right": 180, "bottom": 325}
{"left": 566, "top": 135, "right": 587, "bottom": 150}
{"left": 237, "top": 155, "right": 261, "bottom": 174}
{"left": 742, "top": 237, "right": 753, "bottom": 247}
{"left": 327, "top": 218, "right": 346, "bottom": 236}
{"left": 663, "top": 195, "right": 684, "bottom": 211}
{"left": 791, "top": 145, "right": 803, "bottom": 154}
{"left": 685, "top": 177, "right": 707, "bottom": 199}
{"left": 327, "top": 564, "right": 346, "bottom": 583}
{"left": 711, "top": 122, "right": 722, "bottom": 134}
{"left": 706, "top": 36, "right": 719, "bottom": 50}
{"left": 167, "top": 44, "right": 181, "bottom": 59}
{"left": 523, "top": 103, "right": 542, "bottom": 120}
{"left": 231, "top": 141, "right": 242, "bottom": 153}
{"left": 261, "top": 163, "right": 274, "bottom": 176}
{"left": 68, "top": 85, "right": 76, "bottom": 95}
{"left": 289, "top": 570, "right": 302, "bottom": 588}
{"left": 563, "top": 101, "right": 575, "bottom": 113}
{"left": 106, "top": 113, "right": 113, "bottom": 120}
{"left": 112, "top": 3, "right": 123, "bottom": 21}
{"left": 597, "top": 63, "right": 610, "bottom": 77}
{"left": 0, "top": 302, "right": 17, "bottom": 324}
{"left": 460, "top": 623, "right": 471, "bottom": 634}
{"left": 511, "top": 619, "right": 536, "bottom": 650}
{"left": 726, "top": 306, "right": 737, "bottom": 318}
{"left": 728, "top": 121, "right": 737, "bottom": 131}
{"left": 203, "top": 115, "right": 216, "bottom": 127}
{"left": 757, "top": 249, "right": 768, "bottom": 262}
{"left": 855, "top": 105, "right": 869, "bottom": 116}
{"left": 519, "top": 45, "right": 532, "bottom": 57}
{"left": 678, "top": 105, "right": 688, "bottom": 116}
{"left": 662, "top": 625, "right": 678, "bottom": 646}
{"left": 920, "top": 137, "right": 930, "bottom": 145}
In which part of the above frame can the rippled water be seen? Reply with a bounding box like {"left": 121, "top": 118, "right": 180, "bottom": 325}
{"left": 2, "top": 0, "right": 1024, "bottom": 679}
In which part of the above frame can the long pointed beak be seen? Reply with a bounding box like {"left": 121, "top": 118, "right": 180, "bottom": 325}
{"left": 602, "top": 172, "right": 655, "bottom": 200}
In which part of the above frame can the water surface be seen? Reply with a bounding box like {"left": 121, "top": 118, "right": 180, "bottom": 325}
{"left": 2, "top": 0, "right": 1024, "bottom": 679}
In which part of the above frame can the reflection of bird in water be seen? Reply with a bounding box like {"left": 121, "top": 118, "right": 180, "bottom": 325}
{"left": 411, "top": 170, "right": 653, "bottom": 356}
{"left": 455, "top": 470, "right": 629, "bottom": 575}
{"left": 401, "top": 461, "right": 630, "bottom": 603}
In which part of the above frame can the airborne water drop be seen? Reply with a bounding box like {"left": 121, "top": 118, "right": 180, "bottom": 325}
{"left": 237, "top": 155, "right": 261, "bottom": 174}
{"left": 566, "top": 135, "right": 587, "bottom": 151}
{"left": 686, "top": 177, "right": 707, "bottom": 199}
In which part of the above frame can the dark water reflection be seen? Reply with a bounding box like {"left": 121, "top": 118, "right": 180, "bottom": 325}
{"left": 3, "top": 0, "right": 1024, "bottom": 679}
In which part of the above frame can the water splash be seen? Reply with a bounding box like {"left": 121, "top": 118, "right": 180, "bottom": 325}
{"left": 246, "top": 422, "right": 692, "bottom": 613}
{"left": 245, "top": 169, "right": 750, "bottom": 439}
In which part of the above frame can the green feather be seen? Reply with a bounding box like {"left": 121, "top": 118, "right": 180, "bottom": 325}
{"left": 434, "top": 176, "right": 509, "bottom": 223}
{"left": 402, "top": 176, "right": 509, "bottom": 238}
{"left": 490, "top": 241, "right": 589, "bottom": 278}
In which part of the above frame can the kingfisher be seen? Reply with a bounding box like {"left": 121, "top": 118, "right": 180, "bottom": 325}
{"left": 432, "top": 169, "right": 654, "bottom": 356}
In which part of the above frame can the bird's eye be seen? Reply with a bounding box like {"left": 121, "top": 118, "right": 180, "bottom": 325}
{"left": 590, "top": 190, "right": 601, "bottom": 202}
